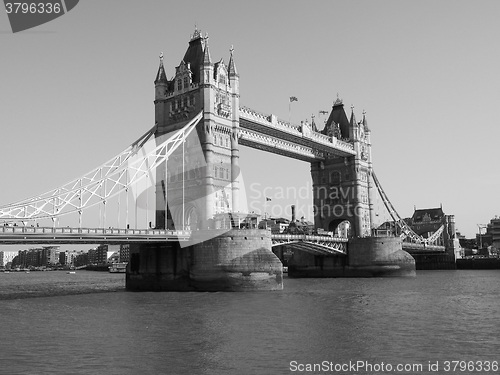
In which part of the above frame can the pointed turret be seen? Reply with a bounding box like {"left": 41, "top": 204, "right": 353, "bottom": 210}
{"left": 228, "top": 45, "right": 238, "bottom": 77}
{"left": 202, "top": 35, "right": 212, "bottom": 66}
{"left": 350, "top": 105, "right": 357, "bottom": 127}
{"left": 362, "top": 110, "right": 370, "bottom": 132}
{"left": 154, "top": 52, "right": 168, "bottom": 84}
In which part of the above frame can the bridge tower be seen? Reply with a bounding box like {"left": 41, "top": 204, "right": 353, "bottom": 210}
{"left": 153, "top": 28, "right": 240, "bottom": 230}
{"left": 311, "top": 98, "right": 375, "bottom": 237}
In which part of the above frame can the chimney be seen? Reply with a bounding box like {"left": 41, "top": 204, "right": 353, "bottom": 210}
{"left": 291, "top": 205, "right": 296, "bottom": 222}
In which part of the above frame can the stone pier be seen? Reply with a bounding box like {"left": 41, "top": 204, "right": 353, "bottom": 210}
{"left": 288, "top": 236, "right": 416, "bottom": 277}
{"left": 126, "top": 229, "right": 283, "bottom": 291}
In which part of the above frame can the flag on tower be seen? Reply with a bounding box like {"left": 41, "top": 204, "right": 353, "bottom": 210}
{"left": 289, "top": 96, "right": 298, "bottom": 102}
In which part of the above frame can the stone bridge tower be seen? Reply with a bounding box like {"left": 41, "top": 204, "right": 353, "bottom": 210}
{"left": 153, "top": 28, "right": 240, "bottom": 230}
{"left": 311, "top": 98, "right": 375, "bottom": 237}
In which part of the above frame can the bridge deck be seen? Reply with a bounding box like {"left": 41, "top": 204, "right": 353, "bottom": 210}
{"left": 0, "top": 226, "right": 190, "bottom": 244}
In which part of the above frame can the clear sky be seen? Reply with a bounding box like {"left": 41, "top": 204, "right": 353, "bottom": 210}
{"left": 1, "top": 0, "right": 499, "bottom": 248}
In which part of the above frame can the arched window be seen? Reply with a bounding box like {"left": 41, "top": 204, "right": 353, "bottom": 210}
{"left": 183, "top": 77, "right": 188, "bottom": 88}
{"left": 330, "top": 171, "right": 341, "bottom": 183}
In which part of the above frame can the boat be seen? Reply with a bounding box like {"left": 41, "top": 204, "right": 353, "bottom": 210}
{"left": 109, "top": 262, "right": 127, "bottom": 273}
{"left": 67, "top": 271, "right": 76, "bottom": 274}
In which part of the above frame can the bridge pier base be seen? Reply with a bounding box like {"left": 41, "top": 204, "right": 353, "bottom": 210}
{"left": 288, "top": 237, "right": 415, "bottom": 277}
{"left": 126, "top": 229, "right": 283, "bottom": 291}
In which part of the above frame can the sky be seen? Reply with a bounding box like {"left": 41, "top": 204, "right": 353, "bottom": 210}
{"left": 1, "top": 0, "right": 499, "bottom": 253}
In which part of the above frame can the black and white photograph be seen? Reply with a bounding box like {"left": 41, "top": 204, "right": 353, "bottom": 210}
{"left": 1, "top": 1, "right": 499, "bottom": 374}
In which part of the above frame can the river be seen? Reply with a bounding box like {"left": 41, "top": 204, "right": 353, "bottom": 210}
{"left": 0, "top": 270, "right": 498, "bottom": 375}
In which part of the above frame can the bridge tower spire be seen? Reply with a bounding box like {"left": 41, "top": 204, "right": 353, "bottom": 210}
{"left": 153, "top": 28, "right": 241, "bottom": 231}
{"left": 311, "top": 98, "right": 374, "bottom": 237}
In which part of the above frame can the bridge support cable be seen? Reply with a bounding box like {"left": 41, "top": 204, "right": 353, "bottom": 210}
{"left": 371, "top": 171, "right": 443, "bottom": 245}
{"left": 0, "top": 111, "right": 203, "bottom": 226}
{"left": 2, "top": 123, "right": 159, "bottom": 210}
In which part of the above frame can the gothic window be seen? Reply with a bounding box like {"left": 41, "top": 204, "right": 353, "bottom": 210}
{"left": 177, "top": 79, "right": 182, "bottom": 91}
{"left": 225, "top": 169, "right": 229, "bottom": 180}
{"left": 214, "top": 135, "right": 218, "bottom": 145}
{"left": 219, "top": 75, "right": 226, "bottom": 85}
{"left": 182, "top": 96, "right": 188, "bottom": 107}
{"left": 190, "top": 95, "right": 195, "bottom": 106}
{"left": 225, "top": 137, "right": 229, "bottom": 148}
{"left": 214, "top": 166, "right": 218, "bottom": 178}
{"left": 183, "top": 77, "right": 188, "bottom": 88}
{"left": 330, "top": 171, "right": 341, "bottom": 183}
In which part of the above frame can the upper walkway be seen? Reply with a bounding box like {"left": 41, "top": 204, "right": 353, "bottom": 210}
{"left": 239, "top": 107, "right": 356, "bottom": 161}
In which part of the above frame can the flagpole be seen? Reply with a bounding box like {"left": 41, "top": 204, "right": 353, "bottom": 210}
{"left": 289, "top": 96, "right": 298, "bottom": 124}
{"left": 264, "top": 199, "right": 268, "bottom": 220}
{"left": 289, "top": 100, "right": 291, "bottom": 124}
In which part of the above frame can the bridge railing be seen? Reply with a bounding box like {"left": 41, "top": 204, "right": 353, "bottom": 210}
{"left": 0, "top": 226, "right": 191, "bottom": 237}
{"left": 271, "top": 233, "right": 348, "bottom": 243}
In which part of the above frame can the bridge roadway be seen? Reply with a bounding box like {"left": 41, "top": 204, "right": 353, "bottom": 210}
{"left": 0, "top": 226, "right": 445, "bottom": 254}
{"left": 0, "top": 226, "right": 346, "bottom": 248}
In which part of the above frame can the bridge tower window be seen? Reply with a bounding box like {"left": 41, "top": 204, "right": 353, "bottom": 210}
{"left": 177, "top": 79, "right": 182, "bottom": 91}
{"left": 183, "top": 77, "right": 188, "bottom": 89}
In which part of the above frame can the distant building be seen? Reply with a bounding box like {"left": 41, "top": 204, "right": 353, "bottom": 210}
{"left": 119, "top": 244, "right": 130, "bottom": 263}
{"left": 0, "top": 251, "right": 3, "bottom": 267}
{"left": 74, "top": 251, "right": 88, "bottom": 267}
{"left": 410, "top": 207, "right": 445, "bottom": 236}
{"left": 107, "top": 251, "right": 119, "bottom": 264}
{"left": 258, "top": 217, "right": 290, "bottom": 233}
{"left": 487, "top": 217, "right": 500, "bottom": 250}
{"left": 88, "top": 245, "right": 108, "bottom": 265}
{"left": 41, "top": 246, "right": 59, "bottom": 266}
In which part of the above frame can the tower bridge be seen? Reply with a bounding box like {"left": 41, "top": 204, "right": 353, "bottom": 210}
{"left": 0, "top": 28, "right": 460, "bottom": 290}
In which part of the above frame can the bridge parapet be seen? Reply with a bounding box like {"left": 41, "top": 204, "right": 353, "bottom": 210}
{"left": 240, "top": 106, "right": 301, "bottom": 136}
{"left": 271, "top": 233, "right": 348, "bottom": 243}
{"left": 271, "top": 233, "right": 348, "bottom": 255}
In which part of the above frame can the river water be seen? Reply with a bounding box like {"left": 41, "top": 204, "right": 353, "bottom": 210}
{"left": 0, "top": 270, "right": 498, "bottom": 375}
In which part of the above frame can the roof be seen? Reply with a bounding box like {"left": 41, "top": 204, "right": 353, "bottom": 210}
{"left": 322, "top": 99, "right": 350, "bottom": 139}
{"left": 182, "top": 31, "right": 204, "bottom": 84}
{"left": 411, "top": 207, "right": 445, "bottom": 223}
